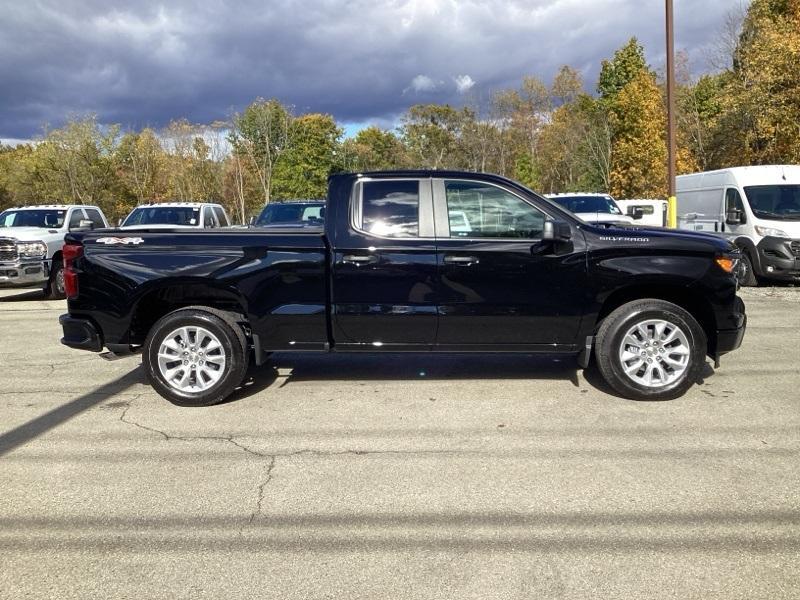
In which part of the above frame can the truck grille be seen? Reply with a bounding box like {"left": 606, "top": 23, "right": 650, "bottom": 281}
{"left": 0, "top": 238, "right": 17, "bottom": 262}
{"left": 791, "top": 241, "right": 800, "bottom": 257}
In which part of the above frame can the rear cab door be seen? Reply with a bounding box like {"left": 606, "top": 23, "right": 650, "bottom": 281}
{"left": 330, "top": 176, "right": 438, "bottom": 349}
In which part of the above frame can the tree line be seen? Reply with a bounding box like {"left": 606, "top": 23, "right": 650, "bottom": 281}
{"left": 0, "top": 0, "right": 797, "bottom": 223}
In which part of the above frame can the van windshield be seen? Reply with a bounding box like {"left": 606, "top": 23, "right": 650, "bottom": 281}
{"left": 744, "top": 185, "right": 800, "bottom": 220}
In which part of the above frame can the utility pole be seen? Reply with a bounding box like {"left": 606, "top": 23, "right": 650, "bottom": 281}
{"left": 666, "top": 0, "right": 677, "bottom": 228}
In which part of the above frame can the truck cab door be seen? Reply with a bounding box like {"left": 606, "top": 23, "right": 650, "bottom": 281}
{"left": 331, "top": 177, "right": 438, "bottom": 349}
{"left": 433, "top": 178, "right": 587, "bottom": 350}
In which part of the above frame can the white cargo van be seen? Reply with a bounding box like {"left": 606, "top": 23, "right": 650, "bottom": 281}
{"left": 676, "top": 165, "right": 800, "bottom": 285}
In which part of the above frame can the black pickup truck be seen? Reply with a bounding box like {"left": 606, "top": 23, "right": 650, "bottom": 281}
{"left": 60, "top": 171, "right": 746, "bottom": 405}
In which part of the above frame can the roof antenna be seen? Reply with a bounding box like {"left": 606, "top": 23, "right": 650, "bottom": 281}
{"left": 781, "top": 166, "right": 787, "bottom": 181}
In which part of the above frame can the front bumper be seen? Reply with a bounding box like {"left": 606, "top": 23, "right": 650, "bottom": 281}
{"left": 0, "top": 259, "right": 50, "bottom": 288}
{"left": 60, "top": 314, "right": 103, "bottom": 352}
{"left": 756, "top": 237, "right": 800, "bottom": 281}
{"left": 715, "top": 296, "right": 747, "bottom": 357}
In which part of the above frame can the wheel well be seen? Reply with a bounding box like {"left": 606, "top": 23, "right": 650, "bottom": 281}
{"left": 51, "top": 250, "right": 62, "bottom": 270}
{"left": 129, "top": 285, "right": 248, "bottom": 345}
{"left": 596, "top": 285, "right": 716, "bottom": 354}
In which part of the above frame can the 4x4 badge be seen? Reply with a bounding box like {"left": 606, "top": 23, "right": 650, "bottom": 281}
{"left": 95, "top": 237, "right": 144, "bottom": 245}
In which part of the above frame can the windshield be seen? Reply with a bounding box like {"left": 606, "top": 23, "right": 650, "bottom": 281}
{"left": 0, "top": 209, "right": 67, "bottom": 228}
{"left": 256, "top": 203, "right": 324, "bottom": 225}
{"left": 744, "top": 185, "right": 800, "bottom": 220}
{"left": 549, "top": 195, "right": 622, "bottom": 215}
{"left": 123, "top": 206, "right": 201, "bottom": 227}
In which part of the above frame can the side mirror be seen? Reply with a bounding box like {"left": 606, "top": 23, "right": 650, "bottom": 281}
{"left": 71, "top": 219, "right": 94, "bottom": 231}
{"left": 726, "top": 209, "right": 743, "bottom": 225}
{"left": 543, "top": 219, "right": 572, "bottom": 242}
{"left": 631, "top": 208, "right": 644, "bottom": 220}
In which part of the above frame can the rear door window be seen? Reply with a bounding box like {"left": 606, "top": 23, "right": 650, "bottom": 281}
{"left": 359, "top": 181, "right": 420, "bottom": 238}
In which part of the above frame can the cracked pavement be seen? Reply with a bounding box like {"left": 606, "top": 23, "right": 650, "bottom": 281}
{"left": 1, "top": 287, "right": 800, "bottom": 599}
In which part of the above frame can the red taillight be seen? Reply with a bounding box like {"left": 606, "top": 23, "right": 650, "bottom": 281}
{"left": 62, "top": 242, "right": 83, "bottom": 299}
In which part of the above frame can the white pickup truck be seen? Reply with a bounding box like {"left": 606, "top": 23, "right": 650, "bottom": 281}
{"left": 545, "top": 193, "right": 640, "bottom": 226}
{"left": 0, "top": 204, "right": 109, "bottom": 299}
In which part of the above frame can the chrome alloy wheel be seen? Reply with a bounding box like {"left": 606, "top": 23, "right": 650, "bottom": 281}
{"left": 157, "top": 326, "right": 227, "bottom": 393}
{"left": 618, "top": 319, "right": 691, "bottom": 388}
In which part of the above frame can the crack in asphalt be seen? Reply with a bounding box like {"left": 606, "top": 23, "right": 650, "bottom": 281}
{"left": 117, "top": 403, "right": 463, "bottom": 534}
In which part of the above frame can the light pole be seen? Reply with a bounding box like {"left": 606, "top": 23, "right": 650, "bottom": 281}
{"left": 666, "top": 0, "right": 677, "bottom": 228}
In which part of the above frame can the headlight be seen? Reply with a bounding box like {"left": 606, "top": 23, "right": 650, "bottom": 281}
{"left": 16, "top": 241, "right": 47, "bottom": 259}
{"left": 754, "top": 225, "right": 788, "bottom": 238}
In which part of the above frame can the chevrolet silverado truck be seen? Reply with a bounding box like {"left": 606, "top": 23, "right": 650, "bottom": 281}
{"left": 0, "top": 204, "right": 109, "bottom": 299}
{"left": 59, "top": 171, "right": 746, "bottom": 405}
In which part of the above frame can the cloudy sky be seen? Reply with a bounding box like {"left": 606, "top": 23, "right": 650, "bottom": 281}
{"left": 0, "top": 0, "right": 739, "bottom": 141}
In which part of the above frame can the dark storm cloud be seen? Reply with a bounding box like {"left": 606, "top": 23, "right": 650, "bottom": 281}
{"left": 0, "top": 0, "right": 735, "bottom": 139}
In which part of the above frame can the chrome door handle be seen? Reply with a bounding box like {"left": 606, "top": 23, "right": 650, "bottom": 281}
{"left": 342, "top": 254, "right": 378, "bottom": 266}
{"left": 443, "top": 255, "right": 479, "bottom": 266}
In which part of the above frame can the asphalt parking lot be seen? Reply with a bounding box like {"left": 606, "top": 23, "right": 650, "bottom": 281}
{"left": 1, "top": 286, "right": 799, "bottom": 599}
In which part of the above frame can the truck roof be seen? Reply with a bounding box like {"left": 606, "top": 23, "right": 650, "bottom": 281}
{"left": 545, "top": 193, "right": 614, "bottom": 198}
{"left": 2, "top": 204, "right": 102, "bottom": 210}
{"left": 135, "top": 202, "right": 222, "bottom": 208}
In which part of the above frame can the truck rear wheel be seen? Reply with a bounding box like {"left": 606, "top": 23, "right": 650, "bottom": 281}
{"left": 595, "top": 299, "right": 707, "bottom": 400}
{"left": 143, "top": 307, "right": 249, "bottom": 406}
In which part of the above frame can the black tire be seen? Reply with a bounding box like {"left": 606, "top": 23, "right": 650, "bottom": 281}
{"left": 738, "top": 252, "right": 758, "bottom": 287}
{"left": 595, "top": 299, "right": 707, "bottom": 401}
{"left": 45, "top": 260, "right": 65, "bottom": 300}
{"left": 143, "top": 307, "right": 249, "bottom": 406}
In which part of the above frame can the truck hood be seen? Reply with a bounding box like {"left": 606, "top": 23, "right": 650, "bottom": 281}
{"left": 584, "top": 222, "right": 735, "bottom": 253}
{"left": 0, "top": 226, "right": 63, "bottom": 242}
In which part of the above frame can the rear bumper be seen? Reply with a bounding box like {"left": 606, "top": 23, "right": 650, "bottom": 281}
{"left": 59, "top": 314, "right": 103, "bottom": 352}
{"left": 0, "top": 259, "right": 50, "bottom": 288}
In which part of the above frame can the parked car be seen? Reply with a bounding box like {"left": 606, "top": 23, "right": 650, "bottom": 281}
{"left": 0, "top": 204, "right": 109, "bottom": 299}
{"left": 60, "top": 170, "right": 745, "bottom": 406}
{"left": 677, "top": 165, "right": 800, "bottom": 286}
{"left": 546, "top": 193, "right": 640, "bottom": 225}
{"left": 253, "top": 200, "right": 325, "bottom": 227}
{"left": 617, "top": 199, "right": 669, "bottom": 227}
{"left": 120, "top": 202, "right": 230, "bottom": 230}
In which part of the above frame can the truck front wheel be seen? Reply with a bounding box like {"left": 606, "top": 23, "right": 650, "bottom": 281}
{"left": 143, "top": 308, "right": 249, "bottom": 406}
{"left": 595, "top": 299, "right": 707, "bottom": 400}
{"left": 45, "top": 260, "right": 65, "bottom": 300}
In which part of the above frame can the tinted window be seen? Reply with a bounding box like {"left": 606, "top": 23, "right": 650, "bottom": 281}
{"left": 361, "top": 181, "right": 419, "bottom": 238}
{"left": 256, "top": 203, "right": 325, "bottom": 225}
{"left": 445, "top": 181, "right": 545, "bottom": 238}
{"left": 550, "top": 195, "right": 622, "bottom": 215}
{"left": 123, "top": 207, "right": 201, "bottom": 226}
{"left": 213, "top": 207, "right": 229, "bottom": 227}
{"left": 204, "top": 207, "right": 219, "bottom": 228}
{"left": 69, "top": 210, "right": 85, "bottom": 229}
{"left": 85, "top": 208, "right": 106, "bottom": 228}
